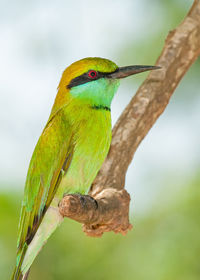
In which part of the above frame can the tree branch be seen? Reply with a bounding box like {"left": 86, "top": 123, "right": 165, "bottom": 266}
{"left": 59, "top": 189, "right": 132, "bottom": 237}
{"left": 59, "top": 0, "right": 200, "bottom": 236}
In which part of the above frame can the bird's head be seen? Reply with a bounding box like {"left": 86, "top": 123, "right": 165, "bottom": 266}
{"left": 56, "top": 57, "right": 160, "bottom": 111}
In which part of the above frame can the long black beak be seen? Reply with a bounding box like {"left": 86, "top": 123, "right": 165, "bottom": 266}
{"left": 107, "top": 65, "right": 161, "bottom": 79}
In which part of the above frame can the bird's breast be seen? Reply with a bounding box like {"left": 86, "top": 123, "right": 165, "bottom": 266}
{"left": 57, "top": 108, "right": 112, "bottom": 197}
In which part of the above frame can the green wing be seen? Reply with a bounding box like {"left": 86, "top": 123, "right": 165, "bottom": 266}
{"left": 16, "top": 108, "right": 73, "bottom": 263}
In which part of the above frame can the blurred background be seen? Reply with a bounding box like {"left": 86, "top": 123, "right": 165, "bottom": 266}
{"left": 1, "top": 0, "right": 200, "bottom": 279}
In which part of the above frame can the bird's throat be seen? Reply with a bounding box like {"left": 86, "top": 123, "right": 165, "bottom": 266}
{"left": 69, "top": 78, "right": 120, "bottom": 109}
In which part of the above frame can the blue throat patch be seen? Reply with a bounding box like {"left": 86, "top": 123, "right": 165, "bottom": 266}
{"left": 69, "top": 78, "right": 120, "bottom": 108}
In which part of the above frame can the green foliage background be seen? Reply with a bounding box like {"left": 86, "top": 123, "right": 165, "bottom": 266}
{"left": 1, "top": 177, "right": 200, "bottom": 280}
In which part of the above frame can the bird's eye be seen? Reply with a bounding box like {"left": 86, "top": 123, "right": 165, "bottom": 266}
{"left": 88, "top": 70, "right": 97, "bottom": 79}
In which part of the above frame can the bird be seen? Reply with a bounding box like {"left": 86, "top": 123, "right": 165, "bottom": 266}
{"left": 11, "top": 57, "right": 159, "bottom": 280}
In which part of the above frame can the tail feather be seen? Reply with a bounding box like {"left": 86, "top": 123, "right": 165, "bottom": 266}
{"left": 11, "top": 269, "right": 29, "bottom": 280}
{"left": 22, "top": 269, "right": 30, "bottom": 280}
{"left": 11, "top": 205, "right": 63, "bottom": 280}
{"left": 11, "top": 244, "right": 28, "bottom": 280}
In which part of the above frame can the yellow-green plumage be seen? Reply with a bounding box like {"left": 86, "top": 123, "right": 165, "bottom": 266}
{"left": 12, "top": 58, "right": 119, "bottom": 280}
{"left": 12, "top": 57, "right": 158, "bottom": 279}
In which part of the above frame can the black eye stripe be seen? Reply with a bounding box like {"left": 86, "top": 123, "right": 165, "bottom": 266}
{"left": 67, "top": 71, "right": 100, "bottom": 89}
{"left": 67, "top": 69, "right": 119, "bottom": 89}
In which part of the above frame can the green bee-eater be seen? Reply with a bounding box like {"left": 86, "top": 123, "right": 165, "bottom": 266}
{"left": 12, "top": 57, "right": 158, "bottom": 279}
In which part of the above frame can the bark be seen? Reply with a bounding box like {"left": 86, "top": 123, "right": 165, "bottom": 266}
{"left": 59, "top": 0, "right": 200, "bottom": 237}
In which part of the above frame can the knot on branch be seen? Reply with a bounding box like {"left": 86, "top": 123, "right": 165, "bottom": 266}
{"left": 59, "top": 188, "right": 132, "bottom": 237}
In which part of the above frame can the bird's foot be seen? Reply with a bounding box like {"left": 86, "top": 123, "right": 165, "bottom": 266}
{"left": 77, "top": 194, "right": 98, "bottom": 210}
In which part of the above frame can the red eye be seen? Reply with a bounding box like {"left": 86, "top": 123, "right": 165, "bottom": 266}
{"left": 88, "top": 70, "right": 97, "bottom": 79}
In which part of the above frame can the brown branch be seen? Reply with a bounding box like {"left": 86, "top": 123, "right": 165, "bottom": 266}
{"left": 59, "top": 0, "right": 200, "bottom": 237}
{"left": 59, "top": 189, "right": 132, "bottom": 237}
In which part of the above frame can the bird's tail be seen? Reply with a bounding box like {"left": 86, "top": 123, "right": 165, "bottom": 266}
{"left": 11, "top": 243, "right": 28, "bottom": 280}
{"left": 11, "top": 206, "right": 63, "bottom": 280}
{"left": 11, "top": 265, "right": 30, "bottom": 280}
